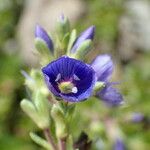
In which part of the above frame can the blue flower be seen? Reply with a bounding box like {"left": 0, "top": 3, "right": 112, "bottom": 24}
{"left": 71, "top": 26, "right": 95, "bottom": 53}
{"left": 131, "top": 112, "right": 144, "bottom": 123}
{"left": 113, "top": 139, "right": 126, "bottom": 150}
{"left": 42, "top": 56, "right": 96, "bottom": 102}
{"left": 35, "top": 25, "right": 54, "bottom": 52}
{"left": 91, "top": 54, "right": 123, "bottom": 106}
{"left": 97, "top": 84, "right": 123, "bottom": 106}
{"left": 91, "top": 54, "right": 113, "bottom": 82}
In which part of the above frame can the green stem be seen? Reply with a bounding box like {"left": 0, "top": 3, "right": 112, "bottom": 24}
{"left": 44, "top": 128, "right": 58, "bottom": 150}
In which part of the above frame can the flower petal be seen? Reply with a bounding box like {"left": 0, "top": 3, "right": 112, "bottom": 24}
{"left": 113, "top": 139, "right": 126, "bottom": 150}
{"left": 71, "top": 26, "right": 95, "bottom": 53}
{"left": 42, "top": 56, "right": 96, "bottom": 102}
{"left": 91, "top": 54, "right": 113, "bottom": 82}
{"left": 97, "top": 84, "right": 123, "bottom": 106}
{"left": 35, "top": 25, "right": 54, "bottom": 51}
{"left": 131, "top": 112, "right": 144, "bottom": 123}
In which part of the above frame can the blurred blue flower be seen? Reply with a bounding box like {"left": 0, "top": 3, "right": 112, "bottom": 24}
{"left": 91, "top": 54, "right": 123, "bottom": 106}
{"left": 97, "top": 84, "right": 123, "bottom": 106}
{"left": 35, "top": 25, "right": 54, "bottom": 52}
{"left": 59, "top": 14, "right": 65, "bottom": 23}
{"left": 113, "top": 139, "right": 126, "bottom": 150}
{"left": 91, "top": 54, "right": 113, "bottom": 82}
{"left": 131, "top": 112, "right": 144, "bottom": 123}
{"left": 42, "top": 56, "right": 96, "bottom": 102}
{"left": 71, "top": 26, "right": 95, "bottom": 53}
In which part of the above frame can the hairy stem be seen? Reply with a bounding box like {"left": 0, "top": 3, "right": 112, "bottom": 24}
{"left": 43, "top": 128, "right": 58, "bottom": 150}
{"left": 59, "top": 138, "right": 67, "bottom": 150}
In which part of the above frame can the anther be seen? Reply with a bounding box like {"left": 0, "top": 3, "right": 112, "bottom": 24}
{"left": 55, "top": 73, "right": 61, "bottom": 82}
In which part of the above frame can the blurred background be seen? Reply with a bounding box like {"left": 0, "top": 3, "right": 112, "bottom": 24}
{"left": 0, "top": 0, "right": 150, "bottom": 149}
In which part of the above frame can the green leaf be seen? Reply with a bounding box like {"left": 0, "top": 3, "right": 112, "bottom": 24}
{"left": 34, "top": 91, "right": 50, "bottom": 129}
{"left": 20, "top": 99, "right": 40, "bottom": 125}
{"left": 51, "top": 104, "right": 68, "bottom": 139}
{"left": 20, "top": 99, "right": 37, "bottom": 119}
{"left": 30, "top": 132, "right": 52, "bottom": 150}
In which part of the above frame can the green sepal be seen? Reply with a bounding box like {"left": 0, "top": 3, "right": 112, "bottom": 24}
{"left": 30, "top": 132, "right": 52, "bottom": 150}
{"left": 51, "top": 104, "right": 68, "bottom": 139}
{"left": 71, "top": 39, "right": 92, "bottom": 60}
{"left": 94, "top": 81, "right": 105, "bottom": 93}
{"left": 34, "top": 38, "right": 53, "bottom": 64}
{"left": 67, "top": 29, "right": 77, "bottom": 54}
{"left": 35, "top": 38, "right": 53, "bottom": 55}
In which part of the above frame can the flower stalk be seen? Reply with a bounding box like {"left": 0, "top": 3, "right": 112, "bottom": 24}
{"left": 43, "top": 128, "right": 58, "bottom": 150}
{"left": 59, "top": 138, "right": 67, "bottom": 150}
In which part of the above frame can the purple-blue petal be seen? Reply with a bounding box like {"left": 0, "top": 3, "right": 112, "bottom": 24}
{"left": 131, "top": 112, "right": 144, "bottom": 123}
{"left": 113, "top": 139, "right": 126, "bottom": 150}
{"left": 71, "top": 26, "right": 95, "bottom": 53}
{"left": 97, "top": 84, "right": 123, "bottom": 107}
{"left": 42, "top": 56, "right": 96, "bottom": 102}
{"left": 59, "top": 14, "right": 65, "bottom": 23}
{"left": 91, "top": 54, "right": 113, "bottom": 82}
{"left": 35, "top": 25, "right": 54, "bottom": 52}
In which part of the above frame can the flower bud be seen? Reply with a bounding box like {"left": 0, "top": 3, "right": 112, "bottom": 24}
{"left": 72, "top": 39, "right": 92, "bottom": 60}
{"left": 56, "top": 14, "right": 70, "bottom": 41}
{"left": 71, "top": 26, "right": 95, "bottom": 54}
{"left": 113, "top": 139, "right": 126, "bottom": 150}
{"left": 130, "top": 112, "right": 144, "bottom": 123}
{"left": 35, "top": 25, "right": 54, "bottom": 53}
{"left": 97, "top": 84, "right": 123, "bottom": 107}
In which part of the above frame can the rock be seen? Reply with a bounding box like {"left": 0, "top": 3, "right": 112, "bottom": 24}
{"left": 118, "top": 0, "right": 150, "bottom": 61}
{"left": 17, "top": 0, "right": 86, "bottom": 66}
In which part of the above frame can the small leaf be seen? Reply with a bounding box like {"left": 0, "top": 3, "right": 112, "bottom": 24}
{"left": 34, "top": 90, "right": 50, "bottom": 129}
{"left": 30, "top": 132, "right": 52, "bottom": 150}
{"left": 51, "top": 104, "right": 68, "bottom": 139}
{"left": 20, "top": 99, "right": 39, "bottom": 122}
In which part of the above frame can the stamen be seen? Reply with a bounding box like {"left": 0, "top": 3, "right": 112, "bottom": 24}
{"left": 55, "top": 73, "right": 61, "bottom": 82}
{"left": 72, "top": 87, "right": 78, "bottom": 93}
{"left": 73, "top": 74, "right": 80, "bottom": 81}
